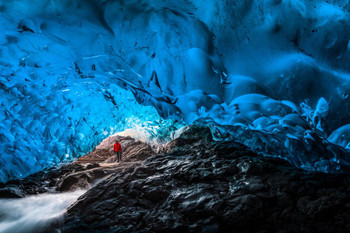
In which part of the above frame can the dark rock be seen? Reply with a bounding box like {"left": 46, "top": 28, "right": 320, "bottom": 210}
{"left": 0, "top": 163, "right": 87, "bottom": 196}
{"left": 175, "top": 124, "right": 212, "bottom": 144}
{"left": 86, "top": 163, "right": 100, "bottom": 170}
{"left": 214, "top": 141, "right": 254, "bottom": 159}
{"left": 1, "top": 126, "right": 349, "bottom": 233}
{"left": 0, "top": 186, "right": 24, "bottom": 198}
{"left": 56, "top": 173, "right": 92, "bottom": 192}
{"left": 62, "top": 129, "right": 350, "bottom": 233}
{"left": 202, "top": 223, "right": 220, "bottom": 233}
{"left": 144, "top": 188, "right": 170, "bottom": 202}
{"left": 165, "top": 125, "right": 212, "bottom": 153}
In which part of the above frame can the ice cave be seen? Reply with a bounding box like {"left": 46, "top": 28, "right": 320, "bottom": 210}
{"left": 1, "top": 0, "right": 350, "bottom": 232}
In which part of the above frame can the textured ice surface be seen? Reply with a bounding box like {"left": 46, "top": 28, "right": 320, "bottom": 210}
{"left": 1, "top": 0, "right": 350, "bottom": 181}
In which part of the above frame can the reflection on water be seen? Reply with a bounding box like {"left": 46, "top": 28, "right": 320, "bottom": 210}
{"left": 0, "top": 190, "right": 85, "bottom": 233}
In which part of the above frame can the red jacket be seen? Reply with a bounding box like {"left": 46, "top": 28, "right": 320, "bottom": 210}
{"left": 114, "top": 143, "right": 122, "bottom": 152}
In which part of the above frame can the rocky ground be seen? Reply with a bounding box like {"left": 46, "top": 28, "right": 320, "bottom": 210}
{"left": 1, "top": 125, "right": 350, "bottom": 233}
{"left": 62, "top": 125, "right": 350, "bottom": 233}
{"left": 0, "top": 135, "right": 154, "bottom": 197}
{"left": 78, "top": 135, "right": 156, "bottom": 163}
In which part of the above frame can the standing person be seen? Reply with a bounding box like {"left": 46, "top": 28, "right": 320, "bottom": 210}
{"left": 113, "top": 140, "right": 122, "bottom": 162}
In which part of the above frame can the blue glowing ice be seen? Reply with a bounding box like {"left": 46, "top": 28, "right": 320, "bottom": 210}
{"left": 1, "top": 0, "right": 350, "bottom": 181}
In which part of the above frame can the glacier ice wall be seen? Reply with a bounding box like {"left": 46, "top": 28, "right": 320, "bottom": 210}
{"left": 1, "top": 0, "right": 350, "bottom": 181}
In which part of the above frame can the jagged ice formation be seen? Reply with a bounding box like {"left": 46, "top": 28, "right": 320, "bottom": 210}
{"left": 1, "top": 0, "right": 350, "bottom": 181}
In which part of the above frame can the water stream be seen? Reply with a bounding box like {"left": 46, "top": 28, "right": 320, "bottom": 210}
{"left": 0, "top": 190, "right": 86, "bottom": 233}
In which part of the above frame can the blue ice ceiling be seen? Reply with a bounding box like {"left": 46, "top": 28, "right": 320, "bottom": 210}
{"left": 1, "top": 0, "right": 350, "bottom": 182}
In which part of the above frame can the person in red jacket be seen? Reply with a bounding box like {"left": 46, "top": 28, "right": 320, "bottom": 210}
{"left": 113, "top": 140, "right": 123, "bottom": 162}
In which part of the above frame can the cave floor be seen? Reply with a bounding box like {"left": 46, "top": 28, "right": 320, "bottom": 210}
{"left": 62, "top": 127, "right": 350, "bottom": 233}
{"left": 1, "top": 126, "right": 350, "bottom": 233}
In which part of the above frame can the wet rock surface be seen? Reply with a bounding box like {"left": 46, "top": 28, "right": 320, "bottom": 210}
{"left": 0, "top": 136, "right": 155, "bottom": 196}
{"left": 62, "top": 126, "right": 350, "bottom": 233}
{"left": 0, "top": 163, "right": 95, "bottom": 197}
